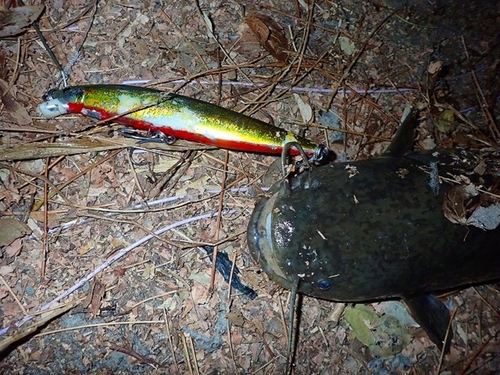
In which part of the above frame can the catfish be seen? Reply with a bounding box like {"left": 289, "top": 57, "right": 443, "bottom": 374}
{"left": 247, "top": 107, "right": 500, "bottom": 353}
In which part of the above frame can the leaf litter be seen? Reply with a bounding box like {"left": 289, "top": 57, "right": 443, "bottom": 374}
{"left": 0, "top": 0, "right": 499, "bottom": 374}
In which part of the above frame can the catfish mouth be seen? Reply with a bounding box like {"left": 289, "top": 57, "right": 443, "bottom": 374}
{"left": 247, "top": 193, "right": 293, "bottom": 289}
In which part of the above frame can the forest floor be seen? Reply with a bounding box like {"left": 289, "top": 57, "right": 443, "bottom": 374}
{"left": 0, "top": 0, "right": 499, "bottom": 374}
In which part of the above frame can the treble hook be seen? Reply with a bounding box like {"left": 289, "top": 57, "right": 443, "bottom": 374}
{"left": 119, "top": 128, "right": 177, "bottom": 145}
{"left": 119, "top": 129, "right": 177, "bottom": 166}
{"left": 280, "top": 142, "right": 312, "bottom": 179}
{"left": 309, "top": 144, "right": 332, "bottom": 165}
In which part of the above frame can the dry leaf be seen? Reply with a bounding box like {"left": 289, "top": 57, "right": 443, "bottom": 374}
{"left": 113, "top": 267, "right": 126, "bottom": 277}
{"left": 244, "top": 12, "right": 289, "bottom": 62}
{"left": 467, "top": 204, "right": 500, "bottom": 230}
{"left": 443, "top": 183, "right": 500, "bottom": 230}
{"left": 4, "top": 238, "right": 23, "bottom": 257}
{"left": 78, "top": 239, "right": 96, "bottom": 255}
{"left": 176, "top": 175, "right": 209, "bottom": 196}
{"left": 442, "top": 184, "right": 477, "bottom": 226}
{"left": 473, "top": 160, "right": 488, "bottom": 175}
{"left": 29, "top": 210, "right": 71, "bottom": 227}
{"left": 88, "top": 280, "right": 106, "bottom": 317}
{"left": 0, "top": 80, "right": 32, "bottom": 125}
{"left": 428, "top": 60, "right": 443, "bottom": 75}
{"left": 0, "top": 265, "right": 14, "bottom": 275}
{"left": 419, "top": 138, "right": 437, "bottom": 150}
{"left": 3, "top": 302, "right": 23, "bottom": 318}
{"left": 226, "top": 309, "right": 245, "bottom": 327}
{"left": 0, "top": 5, "right": 44, "bottom": 38}
{"left": 293, "top": 93, "right": 313, "bottom": 123}
{"left": 0, "top": 287, "right": 8, "bottom": 300}
{"left": 234, "top": 24, "right": 261, "bottom": 60}
{"left": 142, "top": 263, "right": 155, "bottom": 280}
{"left": 0, "top": 217, "right": 31, "bottom": 248}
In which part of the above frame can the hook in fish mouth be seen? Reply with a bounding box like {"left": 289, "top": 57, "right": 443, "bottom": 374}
{"left": 310, "top": 144, "right": 334, "bottom": 165}
{"left": 282, "top": 143, "right": 334, "bottom": 175}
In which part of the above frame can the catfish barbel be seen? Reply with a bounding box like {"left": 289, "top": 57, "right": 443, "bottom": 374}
{"left": 247, "top": 107, "right": 500, "bottom": 356}
{"left": 38, "top": 85, "right": 330, "bottom": 163}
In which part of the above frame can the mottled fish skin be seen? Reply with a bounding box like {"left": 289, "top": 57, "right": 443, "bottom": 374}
{"left": 38, "top": 85, "right": 322, "bottom": 157}
{"left": 247, "top": 143, "right": 500, "bottom": 352}
{"left": 248, "top": 150, "right": 500, "bottom": 302}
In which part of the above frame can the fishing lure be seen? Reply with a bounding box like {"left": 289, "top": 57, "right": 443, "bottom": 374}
{"left": 39, "top": 85, "right": 330, "bottom": 163}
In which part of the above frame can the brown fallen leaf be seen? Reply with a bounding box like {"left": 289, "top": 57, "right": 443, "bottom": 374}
{"left": 442, "top": 184, "right": 478, "bottom": 226}
{"left": 0, "top": 265, "right": 14, "bottom": 276}
{"left": 427, "top": 60, "right": 443, "bottom": 75}
{"left": 29, "top": 210, "right": 73, "bottom": 227}
{"left": 0, "top": 5, "right": 44, "bottom": 38}
{"left": 4, "top": 237, "right": 23, "bottom": 257}
{"left": 226, "top": 309, "right": 245, "bottom": 327}
{"left": 0, "top": 79, "right": 32, "bottom": 125}
{"left": 442, "top": 181, "right": 500, "bottom": 230}
{"left": 0, "top": 217, "right": 31, "bottom": 248}
{"left": 88, "top": 279, "right": 106, "bottom": 317}
{"left": 244, "top": 12, "right": 289, "bottom": 62}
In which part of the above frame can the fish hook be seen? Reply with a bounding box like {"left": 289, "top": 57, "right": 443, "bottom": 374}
{"left": 280, "top": 142, "right": 332, "bottom": 179}
{"left": 280, "top": 142, "right": 327, "bottom": 197}
{"left": 119, "top": 128, "right": 177, "bottom": 166}
{"left": 119, "top": 128, "right": 177, "bottom": 145}
{"left": 280, "top": 142, "right": 312, "bottom": 178}
{"left": 309, "top": 144, "right": 332, "bottom": 165}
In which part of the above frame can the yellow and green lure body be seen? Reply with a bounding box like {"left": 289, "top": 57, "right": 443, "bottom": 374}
{"left": 39, "top": 85, "right": 328, "bottom": 160}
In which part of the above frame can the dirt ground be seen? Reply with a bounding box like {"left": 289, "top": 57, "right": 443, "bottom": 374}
{"left": 1, "top": 0, "right": 499, "bottom": 374}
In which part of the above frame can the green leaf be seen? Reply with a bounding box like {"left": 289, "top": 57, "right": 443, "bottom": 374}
{"left": 339, "top": 36, "right": 356, "bottom": 56}
{"left": 435, "top": 109, "right": 455, "bottom": 133}
{"left": 344, "top": 305, "right": 378, "bottom": 346}
{"left": 344, "top": 304, "right": 412, "bottom": 358}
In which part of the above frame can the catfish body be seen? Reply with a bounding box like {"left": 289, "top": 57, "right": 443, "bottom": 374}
{"left": 248, "top": 151, "right": 500, "bottom": 302}
{"left": 247, "top": 132, "right": 500, "bottom": 349}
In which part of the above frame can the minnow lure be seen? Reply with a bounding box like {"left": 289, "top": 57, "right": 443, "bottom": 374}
{"left": 38, "top": 85, "right": 330, "bottom": 162}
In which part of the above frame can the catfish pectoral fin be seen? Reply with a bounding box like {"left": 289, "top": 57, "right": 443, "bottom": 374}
{"left": 403, "top": 294, "right": 452, "bottom": 352}
{"left": 383, "top": 105, "right": 417, "bottom": 157}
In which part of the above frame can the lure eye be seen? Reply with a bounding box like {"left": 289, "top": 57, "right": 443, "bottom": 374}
{"left": 317, "top": 279, "right": 331, "bottom": 291}
{"left": 42, "top": 89, "right": 56, "bottom": 101}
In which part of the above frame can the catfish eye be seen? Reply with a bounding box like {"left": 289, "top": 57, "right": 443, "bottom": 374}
{"left": 317, "top": 279, "right": 331, "bottom": 291}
